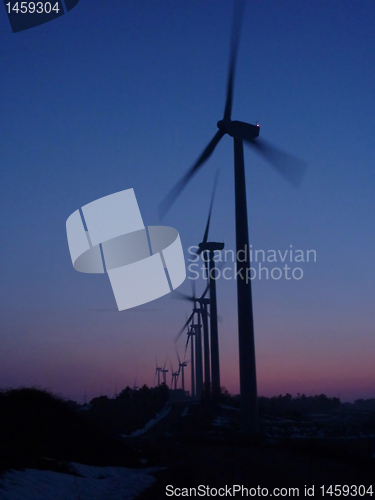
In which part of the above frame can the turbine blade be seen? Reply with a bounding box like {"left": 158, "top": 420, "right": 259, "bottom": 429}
{"left": 172, "top": 290, "right": 193, "bottom": 302}
{"left": 185, "top": 335, "right": 190, "bottom": 357}
{"left": 202, "top": 170, "right": 220, "bottom": 244}
{"left": 175, "top": 346, "right": 181, "bottom": 365}
{"left": 196, "top": 246, "right": 203, "bottom": 256}
{"left": 223, "top": 0, "right": 246, "bottom": 121}
{"left": 159, "top": 130, "right": 225, "bottom": 218}
{"left": 175, "top": 312, "right": 195, "bottom": 342}
{"left": 163, "top": 356, "right": 168, "bottom": 370}
{"left": 245, "top": 138, "right": 307, "bottom": 188}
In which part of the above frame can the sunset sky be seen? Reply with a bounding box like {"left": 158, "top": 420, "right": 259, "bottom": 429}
{"left": 1, "top": 0, "right": 374, "bottom": 403}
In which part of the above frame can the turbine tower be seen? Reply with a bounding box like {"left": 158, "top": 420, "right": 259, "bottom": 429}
{"left": 170, "top": 361, "right": 179, "bottom": 390}
{"left": 186, "top": 326, "right": 196, "bottom": 397}
{"left": 190, "top": 311, "right": 203, "bottom": 399}
{"left": 161, "top": 0, "right": 306, "bottom": 434}
{"left": 154, "top": 359, "right": 162, "bottom": 387}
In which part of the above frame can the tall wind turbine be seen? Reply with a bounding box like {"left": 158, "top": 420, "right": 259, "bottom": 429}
{"left": 161, "top": 1, "right": 306, "bottom": 434}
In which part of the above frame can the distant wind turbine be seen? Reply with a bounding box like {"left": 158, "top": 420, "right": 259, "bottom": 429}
{"left": 186, "top": 326, "right": 196, "bottom": 397}
{"left": 170, "top": 361, "right": 179, "bottom": 390}
{"left": 161, "top": 357, "right": 169, "bottom": 385}
{"left": 175, "top": 297, "right": 205, "bottom": 399}
{"left": 174, "top": 282, "right": 210, "bottom": 397}
{"left": 154, "top": 358, "right": 162, "bottom": 387}
{"left": 176, "top": 347, "right": 188, "bottom": 393}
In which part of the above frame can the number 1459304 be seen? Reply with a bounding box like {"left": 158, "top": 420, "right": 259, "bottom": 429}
{"left": 5, "top": 2, "right": 60, "bottom": 14}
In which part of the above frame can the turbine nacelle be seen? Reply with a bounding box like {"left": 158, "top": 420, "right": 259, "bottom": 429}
{"left": 217, "top": 119, "right": 260, "bottom": 140}
{"left": 199, "top": 241, "right": 225, "bottom": 252}
{"left": 198, "top": 297, "right": 210, "bottom": 306}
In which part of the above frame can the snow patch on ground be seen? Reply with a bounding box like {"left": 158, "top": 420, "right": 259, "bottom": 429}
{"left": 0, "top": 463, "right": 159, "bottom": 500}
{"left": 181, "top": 405, "right": 190, "bottom": 418}
{"left": 213, "top": 416, "right": 231, "bottom": 427}
{"left": 220, "top": 404, "right": 240, "bottom": 412}
{"left": 122, "top": 405, "right": 171, "bottom": 437}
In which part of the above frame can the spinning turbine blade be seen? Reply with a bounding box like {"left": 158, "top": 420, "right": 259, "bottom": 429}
{"left": 172, "top": 280, "right": 210, "bottom": 302}
{"left": 175, "top": 311, "right": 194, "bottom": 342}
{"left": 201, "top": 170, "right": 220, "bottom": 247}
{"left": 245, "top": 138, "right": 307, "bottom": 188}
{"left": 172, "top": 290, "right": 192, "bottom": 301}
{"left": 223, "top": 0, "right": 246, "bottom": 121}
{"left": 160, "top": 130, "right": 225, "bottom": 217}
{"left": 185, "top": 334, "right": 191, "bottom": 357}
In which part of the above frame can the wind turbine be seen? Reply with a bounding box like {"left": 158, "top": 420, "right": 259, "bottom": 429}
{"left": 170, "top": 361, "right": 179, "bottom": 390}
{"left": 161, "top": 0, "right": 306, "bottom": 434}
{"left": 190, "top": 311, "right": 203, "bottom": 399}
{"left": 196, "top": 172, "right": 223, "bottom": 401}
{"left": 186, "top": 326, "right": 196, "bottom": 397}
{"left": 176, "top": 298, "right": 205, "bottom": 399}
{"left": 161, "top": 357, "right": 169, "bottom": 386}
{"left": 176, "top": 348, "right": 188, "bottom": 393}
{"left": 174, "top": 282, "right": 211, "bottom": 397}
{"left": 154, "top": 359, "right": 162, "bottom": 387}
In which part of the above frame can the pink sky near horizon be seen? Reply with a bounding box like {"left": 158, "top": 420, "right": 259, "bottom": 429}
{"left": 1, "top": 307, "right": 373, "bottom": 404}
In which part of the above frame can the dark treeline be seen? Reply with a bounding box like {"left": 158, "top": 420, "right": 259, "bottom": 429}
{"left": 224, "top": 392, "right": 375, "bottom": 416}
{"left": 259, "top": 393, "right": 341, "bottom": 415}
{"left": 0, "top": 387, "right": 139, "bottom": 472}
{"left": 1, "top": 385, "right": 374, "bottom": 474}
{"left": 344, "top": 398, "right": 375, "bottom": 412}
{"left": 85, "top": 383, "right": 170, "bottom": 435}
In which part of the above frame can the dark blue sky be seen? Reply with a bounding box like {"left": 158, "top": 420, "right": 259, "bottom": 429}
{"left": 1, "top": 0, "right": 374, "bottom": 401}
